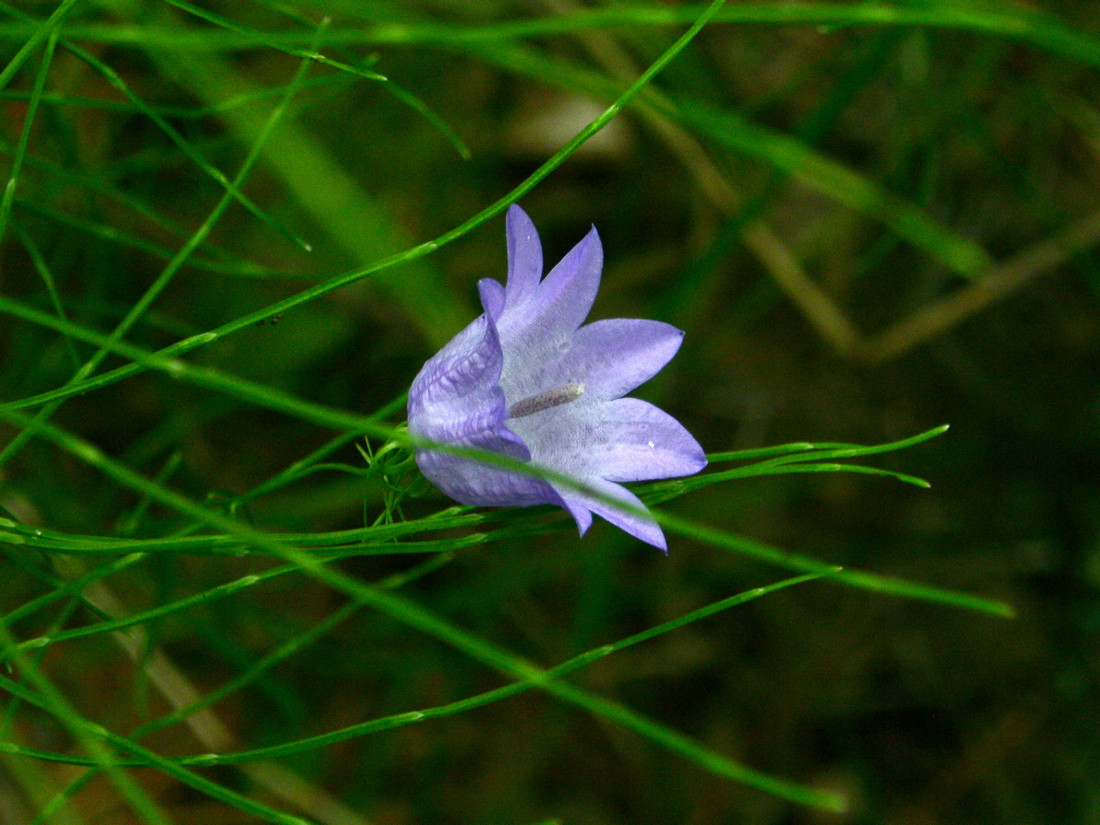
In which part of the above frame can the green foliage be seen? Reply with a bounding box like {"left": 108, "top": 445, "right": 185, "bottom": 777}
{"left": 1, "top": 2, "right": 1096, "bottom": 824}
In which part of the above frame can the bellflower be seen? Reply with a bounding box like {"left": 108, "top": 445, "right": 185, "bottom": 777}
{"left": 407, "top": 205, "right": 706, "bottom": 550}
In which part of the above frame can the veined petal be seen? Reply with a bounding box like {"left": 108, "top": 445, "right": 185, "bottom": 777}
{"left": 408, "top": 314, "right": 557, "bottom": 507}
{"left": 408, "top": 315, "right": 502, "bottom": 411}
{"left": 505, "top": 204, "right": 542, "bottom": 309}
{"left": 555, "top": 478, "right": 667, "bottom": 551}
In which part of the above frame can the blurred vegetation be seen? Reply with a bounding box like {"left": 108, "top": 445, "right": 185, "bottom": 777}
{"left": 1, "top": 1, "right": 1098, "bottom": 824}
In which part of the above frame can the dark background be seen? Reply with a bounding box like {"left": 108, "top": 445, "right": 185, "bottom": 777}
{"left": 1, "top": 2, "right": 1098, "bottom": 824}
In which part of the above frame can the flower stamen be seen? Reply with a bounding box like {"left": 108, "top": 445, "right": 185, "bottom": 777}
{"left": 507, "top": 382, "right": 585, "bottom": 419}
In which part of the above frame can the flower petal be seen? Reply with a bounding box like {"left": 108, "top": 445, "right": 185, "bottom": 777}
{"left": 478, "top": 278, "right": 505, "bottom": 321}
{"left": 514, "top": 318, "right": 684, "bottom": 402}
{"left": 409, "top": 206, "right": 707, "bottom": 551}
{"left": 408, "top": 315, "right": 502, "bottom": 413}
{"left": 498, "top": 227, "right": 602, "bottom": 347}
{"left": 415, "top": 444, "right": 558, "bottom": 508}
{"left": 505, "top": 204, "right": 542, "bottom": 309}
{"left": 559, "top": 495, "right": 593, "bottom": 536}
{"left": 534, "top": 226, "right": 602, "bottom": 336}
{"left": 554, "top": 479, "right": 667, "bottom": 551}
{"left": 408, "top": 314, "right": 557, "bottom": 507}
{"left": 514, "top": 397, "right": 706, "bottom": 484}
{"left": 567, "top": 319, "right": 684, "bottom": 399}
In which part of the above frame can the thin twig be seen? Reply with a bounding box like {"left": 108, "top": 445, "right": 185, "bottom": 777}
{"left": 857, "top": 211, "right": 1100, "bottom": 364}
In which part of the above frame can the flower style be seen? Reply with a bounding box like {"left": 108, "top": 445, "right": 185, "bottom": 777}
{"left": 407, "top": 205, "right": 706, "bottom": 550}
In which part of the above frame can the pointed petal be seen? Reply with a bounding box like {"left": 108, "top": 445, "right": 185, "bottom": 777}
{"left": 598, "top": 398, "right": 707, "bottom": 482}
{"left": 549, "top": 318, "right": 685, "bottom": 400}
{"left": 555, "top": 479, "right": 667, "bottom": 551}
{"left": 500, "top": 227, "right": 601, "bottom": 347}
{"left": 517, "top": 397, "right": 706, "bottom": 484}
{"left": 533, "top": 226, "right": 602, "bottom": 336}
{"left": 505, "top": 205, "right": 542, "bottom": 308}
{"left": 560, "top": 495, "right": 593, "bottom": 536}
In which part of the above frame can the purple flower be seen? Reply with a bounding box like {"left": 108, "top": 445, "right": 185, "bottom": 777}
{"left": 407, "top": 205, "right": 706, "bottom": 550}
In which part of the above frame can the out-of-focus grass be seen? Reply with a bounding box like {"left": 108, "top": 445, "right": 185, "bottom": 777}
{"left": 1, "top": 2, "right": 1098, "bottom": 824}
